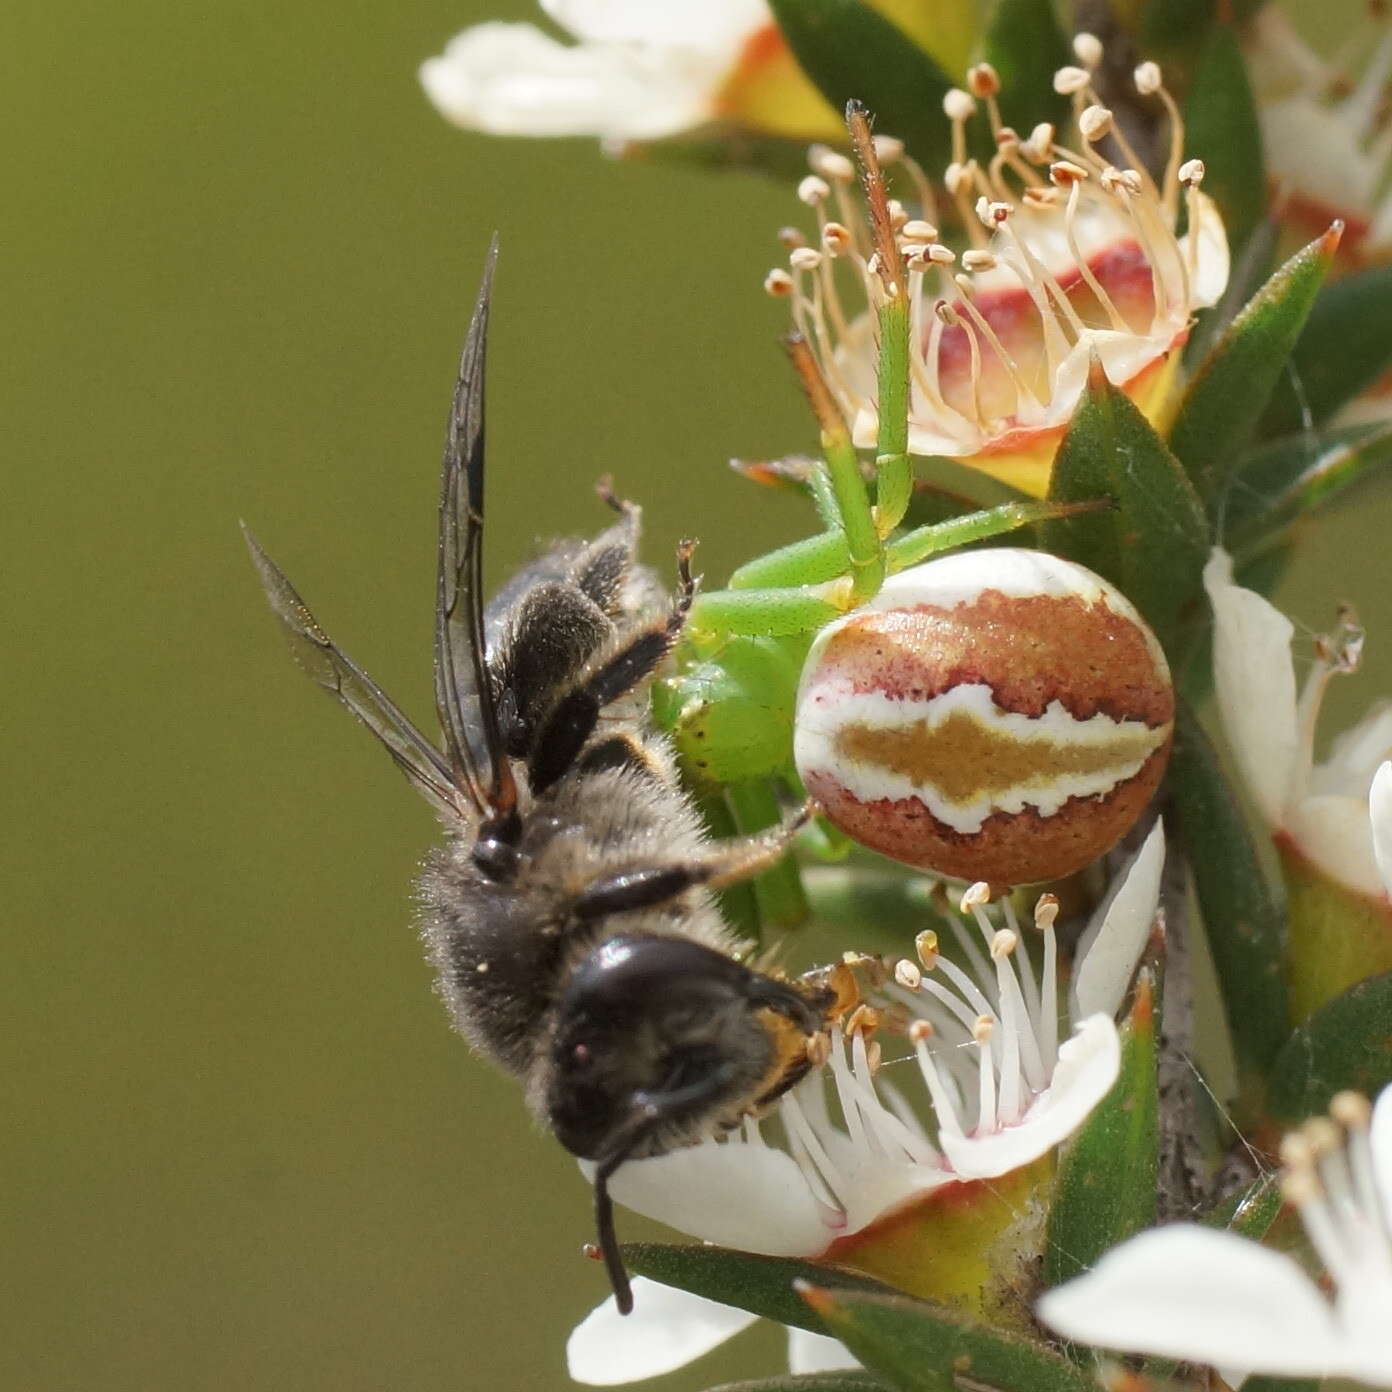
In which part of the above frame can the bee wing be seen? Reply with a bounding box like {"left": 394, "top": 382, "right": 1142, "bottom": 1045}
{"left": 434, "top": 239, "right": 519, "bottom": 823}
{"left": 244, "top": 526, "right": 465, "bottom": 821}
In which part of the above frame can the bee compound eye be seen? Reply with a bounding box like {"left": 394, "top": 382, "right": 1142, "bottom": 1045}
{"left": 471, "top": 835, "right": 519, "bottom": 880}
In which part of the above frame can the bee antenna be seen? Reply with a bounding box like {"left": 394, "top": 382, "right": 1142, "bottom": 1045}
{"left": 593, "top": 1150, "right": 635, "bottom": 1315}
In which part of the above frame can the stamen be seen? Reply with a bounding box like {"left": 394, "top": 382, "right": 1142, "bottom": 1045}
{"left": 1034, "top": 894, "right": 1060, "bottom": 1065}
{"left": 938, "top": 300, "right": 988, "bottom": 425}
{"left": 954, "top": 273, "right": 1047, "bottom": 415}
{"left": 1073, "top": 32, "right": 1104, "bottom": 69}
{"left": 895, "top": 958, "right": 923, "bottom": 990}
{"left": 826, "top": 1027, "right": 869, "bottom": 1152}
{"left": 972, "top": 1014, "right": 999, "bottom": 1131}
{"left": 764, "top": 268, "right": 794, "bottom": 297}
{"left": 781, "top": 1088, "right": 848, "bottom": 1214}
{"left": 910, "top": 1019, "right": 968, "bottom": 1139}
{"left": 1053, "top": 167, "right": 1132, "bottom": 332}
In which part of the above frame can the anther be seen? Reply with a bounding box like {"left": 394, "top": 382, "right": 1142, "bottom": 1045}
{"left": 971, "top": 1013, "right": 995, "bottom": 1043}
{"left": 1022, "top": 123, "right": 1056, "bottom": 163}
{"left": 1050, "top": 160, "right": 1089, "bottom": 186}
{"left": 995, "top": 125, "right": 1020, "bottom": 150}
{"left": 944, "top": 161, "right": 968, "bottom": 195}
{"left": 872, "top": 134, "right": 905, "bottom": 163}
{"left": 901, "top": 218, "right": 938, "bottom": 242}
{"left": 943, "top": 88, "right": 977, "bottom": 121}
{"left": 915, "top": 929, "right": 940, "bottom": 969}
{"left": 925, "top": 243, "right": 956, "bottom": 264}
{"left": 1331, "top": 1090, "right": 1373, "bottom": 1129}
{"left": 797, "top": 174, "right": 830, "bottom": 206}
{"left": 866, "top": 1038, "right": 883, "bottom": 1073}
{"left": 777, "top": 225, "right": 808, "bottom": 250}
{"left": 1053, "top": 65, "right": 1091, "bottom": 96}
{"left": 805, "top": 1032, "right": 831, "bottom": 1067}
{"left": 1079, "top": 105, "right": 1114, "bottom": 143}
{"left": 1304, "top": 1116, "right": 1342, "bottom": 1157}
{"left": 1280, "top": 1168, "right": 1320, "bottom": 1205}
{"left": 821, "top": 221, "right": 853, "bottom": 255}
{"left": 789, "top": 247, "right": 823, "bottom": 272}
{"left": 886, "top": 199, "right": 909, "bottom": 231}
{"left": 909, "top": 1018, "right": 934, "bottom": 1044}
{"left": 894, "top": 958, "right": 923, "bottom": 990}
{"left": 1134, "top": 61, "right": 1162, "bottom": 95}
{"left": 764, "top": 268, "right": 794, "bottom": 297}
{"left": 1073, "top": 32, "right": 1104, "bottom": 68}
{"left": 1279, "top": 1132, "right": 1315, "bottom": 1171}
{"left": 990, "top": 928, "right": 1019, "bottom": 959}
{"left": 809, "top": 145, "right": 855, "bottom": 182}
{"left": 961, "top": 250, "right": 997, "bottom": 273}
{"left": 1033, "top": 894, "right": 1060, "bottom": 931}
{"left": 1179, "top": 158, "right": 1205, "bottom": 186}
{"left": 967, "top": 63, "right": 1001, "bottom": 98}
{"left": 960, "top": 881, "right": 992, "bottom": 912}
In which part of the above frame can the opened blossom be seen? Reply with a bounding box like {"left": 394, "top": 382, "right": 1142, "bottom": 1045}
{"left": 1246, "top": 6, "right": 1392, "bottom": 259}
{"left": 1204, "top": 549, "right": 1392, "bottom": 1017}
{"left": 419, "top": 0, "right": 840, "bottom": 143}
{"left": 766, "top": 38, "right": 1228, "bottom": 495}
{"left": 567, "top": 823, "right": 1165, "bottom": 1384}
{"left": 1038, "top": 1084, "right": 1392, "bottom": 1387}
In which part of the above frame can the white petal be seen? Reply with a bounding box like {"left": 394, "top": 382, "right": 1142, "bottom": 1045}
{"left": 593, "top": 1140, "right": 836, "bottom": 1256}
{"left": 568, "top": 1278, "right": 758, "bottom": 1385}
{"left": 1372, "top": 1081, "right": 1392, "bottom": 1223}
{"left": 1374, "top": 762, "right": 1392, "bottom": 899}
{"left": 1180, "top": 190, "right": 1231, "bottom": 308}
{"left": 544, "top": 0, "right": 767, "bottom": 50}
{"left": 419, "top": 23, "right": 718, "bottom": 140}
{"left": 1071, "top": 821, "right": 1165, "bottom": 1021}
{"left": 1311, "top": 701, "right": 1392, "bottom": 794}
{"left": 941, "top": 1015, "right": 1120, "bottom": 1178}
{"left": 1284, "top": 793, "right": 1387, "bottom": 899}
{"left": 787, "top": 1326, "right": 862, "bottom": 1374}
{"left": 1203, "top": 548, "right": 1300, "bottom": 826}
{"left": 1036, "top": 1225, "right": 1349, "bottom": 1376}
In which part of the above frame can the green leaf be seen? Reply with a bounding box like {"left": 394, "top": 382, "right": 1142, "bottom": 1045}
{"left": 1169, "top": 225, "right": 1341, "bottom": 518}
{"left": 1167, "top": 705, "right": 1290, "bottom": 1080}
{"left": 707, "top": 1376, "right": 890, "bottom": 1392}
{"left": 1260, "top": 263, "right": 1392, "bottom": 438}
{"left": 1267, "top": 970, "right": 1392, "bottom": 1123}
{"left": 1226, "top": 421, "right": 1392, "bottom": 548}
{"left": 1200, "top": 1169, "right": 1282, "bottom": 1240}
{"left": 1183, "top": 26, "right": 1265, "bottom": 256}
{"left": 1186, "top": 216, "right": 1279, "bottom": 372}
{"left": 980, "top": 0, "right": 1070, "bottom": 134}
{"left": 767, "top": 0, "right": 954, "bottom": 168}
{"left": 1045, "top": 357, "right": 1209, "bottom": 642}
{"left": 797, "top": 1285, "right": 1095, "bottom": 1392}
{"left": 1043, "top": 972, "right": 1159, "bottom": 1288}
{"left": 623, "top": 1244, "right": 895, "bottom": 1336}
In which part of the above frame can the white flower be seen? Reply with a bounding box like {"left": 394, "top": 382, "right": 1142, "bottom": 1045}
{"left": 420, "top": 0, "right": 836, "bottom": 144}
{"left": 769, "top": 39, "right": 1227, "bottom": 495}
{"left": 1245, "top": 7, "right": 1392, "bottom": 257}
{"left": 1204, "top": 548, "right": 1392, "bottom": 905}
{"left": 1037, "top": 1084, "right": 1392, "bottom": 1388}
{"left": 567, "top": 1278, "right": 860, "bottom": 1386}
{"left": 568, "top": 823, "right": 1165, "bottom": 1383}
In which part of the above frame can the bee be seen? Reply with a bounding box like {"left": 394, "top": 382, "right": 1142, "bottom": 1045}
{"left": 244, "top": 247, "right": 836, "bottom": 1313}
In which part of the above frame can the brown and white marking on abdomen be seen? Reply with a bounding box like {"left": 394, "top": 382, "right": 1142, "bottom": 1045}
{"left": 794, "top": 549, "right": 1174, "bottom": 886}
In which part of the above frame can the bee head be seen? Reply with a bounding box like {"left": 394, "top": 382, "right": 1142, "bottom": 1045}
{"left": 546, "top": 934, "right": 828, "bottom": 1315}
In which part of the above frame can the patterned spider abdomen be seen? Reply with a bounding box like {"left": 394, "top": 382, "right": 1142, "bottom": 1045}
{"left": 794, "top": 549, "right": 1173, "bottom": 885}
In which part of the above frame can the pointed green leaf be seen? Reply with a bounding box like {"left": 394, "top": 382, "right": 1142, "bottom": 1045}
{"left": 768, "top": 0, "right": 953, "bottom": 168}
{"left": 1043, "top": 973, "right": 1159, "bottom": 1288}
{"left": 1167, "top": 705, "right": 1289, "bottom": 1078}
{"left": 1183, "top": 26, "right": 1265, "bottom": 256}
{"left": 1260, "top": 263, "right": 1392, "bottom": 437}
{"left": 1201, "top": 1169, "right": 1282, "bottom": 1240}
{"left": 797, "top": 1286, "right": 1094, "bottom": 1392}
{"left": 980, "top": 0, "right": 1070, "bottom": 134}
{"left": 1186, "top": 215, "right": 1279, "bottom": 371}
{"left": 1226, "top": 421, "right": 1392, "bottom": 548}
{"left": 1267, "top": 970, "right": 1392, "bottom": 1124}
{"left": 1045, "top": 358, "right": 1209, "bottom": 642}
{"left": 1169, "top": 225, "right": 1342, "bottom": 517}
{"left": 623, "top": 1244, "right": 896, "bottom": 1336}
{"left": 708, "top": 1376, "right": 890, "bottom": 1392}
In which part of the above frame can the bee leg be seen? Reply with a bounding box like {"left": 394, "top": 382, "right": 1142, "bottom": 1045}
{"left": 572, "top": 802, "right": 814, "bottom": 921}
{"left": 528, "top": 544, "right": 696, "bottom": 793}
{"left": 572, "top": 481, "right": 641, "bottom": 613}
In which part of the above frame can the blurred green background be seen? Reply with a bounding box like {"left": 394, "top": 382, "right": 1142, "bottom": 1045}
{"left": 5, "top": 2, "right": 1389, "bottom": 1390}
